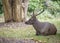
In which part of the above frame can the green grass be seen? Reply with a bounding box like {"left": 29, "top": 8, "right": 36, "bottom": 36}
{"left": 0, "top": 15, "right": 60, "bottom": 43}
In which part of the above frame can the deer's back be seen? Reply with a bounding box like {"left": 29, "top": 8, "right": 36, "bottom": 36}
{"left": 33, "top": 21, "right": 57, "bottom": 34}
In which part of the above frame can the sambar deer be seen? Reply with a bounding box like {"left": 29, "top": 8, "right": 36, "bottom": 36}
{"left": 25, "top": 9, "right": 57, "bottom": 36}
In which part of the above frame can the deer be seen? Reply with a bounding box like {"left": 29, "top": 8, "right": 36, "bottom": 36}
{"left": 25, "top": 9, "right": 57, "bottom": 36}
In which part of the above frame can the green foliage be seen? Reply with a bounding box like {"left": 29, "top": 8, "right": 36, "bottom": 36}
{"left": 28, "top": 0, "right": 60, "bottom": 17}
{"left": 52, "top": 0, "right": 60, "bottom": 1}
{"left": 0, "top": 0, "right": 3, "bottom": 14}
{"left": 28, "top": 0, "right": 45, "bottom": 12}
{"left": 28, "top": 0, "right": 39, "bottom": 12}
{"left": 46, "top": 1, "right": 60, "bottom": 16}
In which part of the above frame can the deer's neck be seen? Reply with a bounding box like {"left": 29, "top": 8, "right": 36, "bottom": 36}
{"left": 33, "top": 19, "right": 41, "bottom": 26}
{"left": 32, "top": 19, "right": 42, "bottom": 32}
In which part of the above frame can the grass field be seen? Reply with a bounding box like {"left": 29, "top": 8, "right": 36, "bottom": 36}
{"left": 0, "top": 15, "right": 60, "bottom": 43}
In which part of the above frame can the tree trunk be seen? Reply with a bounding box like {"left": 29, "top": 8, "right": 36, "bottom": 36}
{"left": 13, "top": 0, "right": 22, "bottom": 22}
{"left": 2, "top": 0, "right": 29, "bottom": 22}
{"left": 2, "top": 0, "right": 12, "bottom": 22}
{"left": 22, "top": 0, "right": 29, "bottom": 21}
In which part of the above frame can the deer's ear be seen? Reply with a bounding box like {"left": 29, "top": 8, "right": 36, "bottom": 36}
{"left": 33, "top": 11, "right": 37, "bottom": 16}
{"left": 30, "top": 11, "right": 36, "bottom": 16}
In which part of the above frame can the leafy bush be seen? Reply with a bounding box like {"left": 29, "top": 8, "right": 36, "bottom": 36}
{"left": 28, "top": 0, "right": 60, "bottom": 17}
{"left": 0, "top": 0, "right": 3, "bottom": 14}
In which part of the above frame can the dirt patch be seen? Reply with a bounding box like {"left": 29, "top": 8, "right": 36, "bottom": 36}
{"left": 0, "top": 37, "right": 43, "bottom": 43}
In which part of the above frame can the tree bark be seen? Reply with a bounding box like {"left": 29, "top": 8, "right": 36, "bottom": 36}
{"left": 22, "top": 0, "right": 29, "bottom": 21}
{"left": 2, "top": 0, "right": 29, "bottom": 22}
{"left": 2, "top": 0, "right": 12, "bottom": 22}
{"left": 13, "top": 0, "right": 22, "bottom": 22}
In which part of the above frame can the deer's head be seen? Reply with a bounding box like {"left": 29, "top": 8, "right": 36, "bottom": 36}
{"left": 25, "top": 9, "right": 44, "bottom": 25}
